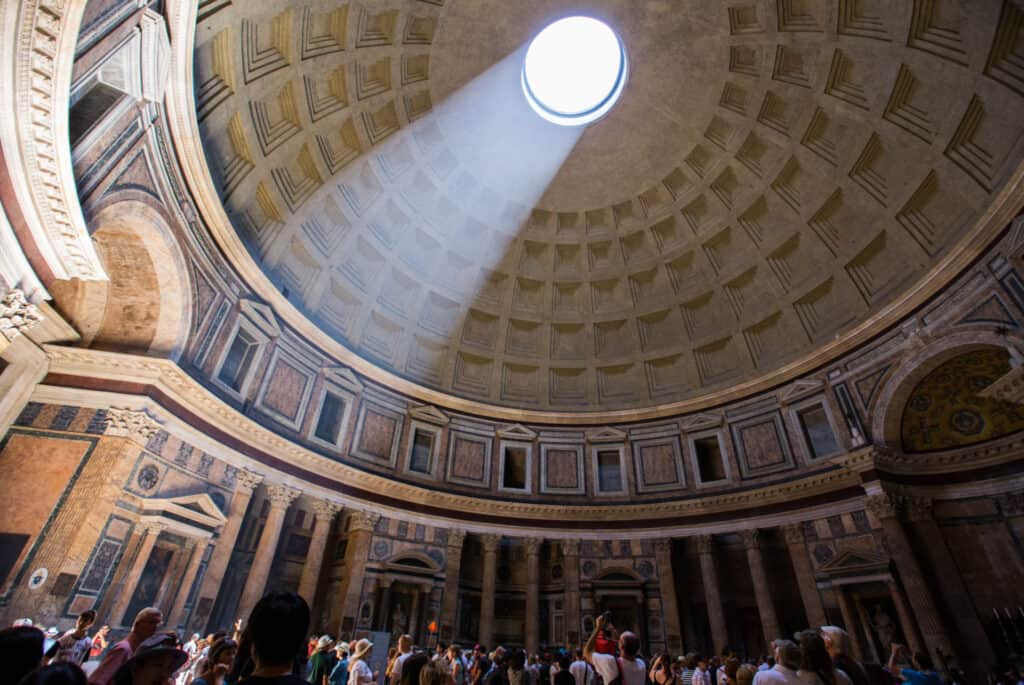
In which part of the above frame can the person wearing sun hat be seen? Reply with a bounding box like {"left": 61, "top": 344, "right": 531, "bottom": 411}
{"left": 112, "top": 632, "right": 188, "bottom": 685}
{"left": 308, "top": 635, "right": 336, "bottom": 685}
{"left": 349, "top": 638, "right": 377, "bottom": 685}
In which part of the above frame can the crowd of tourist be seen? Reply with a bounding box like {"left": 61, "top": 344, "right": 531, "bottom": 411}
{"left": 0, "top": 595, "right": 1018, "bottom": 685}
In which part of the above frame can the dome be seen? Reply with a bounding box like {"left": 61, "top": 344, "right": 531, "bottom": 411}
{"left": 189, "top": 0, "right": 1024, "bottom": 416}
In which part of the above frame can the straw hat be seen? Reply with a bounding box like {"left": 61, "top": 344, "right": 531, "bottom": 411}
{"left": 352, "top": 638, "right": 374, "bottom": 660}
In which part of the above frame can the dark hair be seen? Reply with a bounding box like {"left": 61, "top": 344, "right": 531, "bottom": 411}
{"left": 511, "top": 650, "right": 528, "bottom": 670}
{"left": 558, "top": 654, "right": 572, "bottom": 670}
{"left": 17, "top": 662, "right": 87, "bottom": 685}
{"left": 208, "top": 637, "right": 238, "bottom": 667}
{"left": 914, "top": 652, "right": 934, "bottom": 671}
{"left": 401, "top": 653, "right": 431, "bottom": 685}
{"left": 247, "top": 592, "right": 310, "bottom": 667}
{"left": 421, "top": 659, "right": 449, "bottom": 685}
{"left": 798, "top": 634, "right": 835, "bottom": 685}
{"left": 79, "top": 611, "right": 97, "bottom": 624}
{"left": 724, "top": 658, "right": 740, "bottom": 682}
{"left": 620, "top": 632, "right": 641, "bottom": 659}
{"left": 1, "top": 626, "right": 45, "bottom": 684}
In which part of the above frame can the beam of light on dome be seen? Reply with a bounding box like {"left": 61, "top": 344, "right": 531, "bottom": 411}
{"left": 259, "top": 44, "right": 588, "bottom": 380}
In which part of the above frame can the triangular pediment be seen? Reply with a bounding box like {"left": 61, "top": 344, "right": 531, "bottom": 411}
{"left": 409, "top": 404, "right": 449, "bottom": 425}
{"left": 679, "top": 413, "right": 723, "bottom": 431}
{"left": 240, "top": 299, "right": 281, "bottom": 338}
{"left": 586, "top": 426, "right": 627, "bottom": 442}
{"left": 324, "top": 366, "right": 364, "bottom": 393}
{"left": 140, "top": 492, "right": 228, "bottom": 528}
{"left": 497, "top": 423, "right": 538, "bottom": 440}
{"left": 818, "top": 548, "right": 889, "bottom": 577}
{"left": 779, "top": 379, "right": 824, "bottom": 404}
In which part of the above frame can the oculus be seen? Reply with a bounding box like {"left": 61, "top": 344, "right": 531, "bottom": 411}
{"left": 521, "top": 16, "right": 627, "bottom": 126}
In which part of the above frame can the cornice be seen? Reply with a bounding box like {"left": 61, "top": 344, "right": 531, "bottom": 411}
{"left": 38, "top": 345, "right": 875, "bottom": 535}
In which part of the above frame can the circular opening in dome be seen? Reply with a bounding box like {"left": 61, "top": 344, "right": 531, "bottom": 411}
{"left": 522, "top": 16, "right": 627, "bottom": 127}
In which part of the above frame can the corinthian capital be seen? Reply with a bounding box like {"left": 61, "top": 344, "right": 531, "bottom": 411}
{"left": 234, "top": 470, "right": 264, "bottom": 495}
{"left": 782, "top": 523, "right": 806, "bottom": 545}
{"left": 864, "top": 493, "right": 900, "bottom": 520}
{"left": 0, "top": 288, "right": 42, "bottom": 342}
{"left": 104, "top": 408, "right": 162, "bottom": 444}
{"left": 349, "top": 510, "right": 380, "bottom": 532}
{"left": 524, "top": 537, "right": 543, "bottom": 555}
{"left": 312, "top": 499, "right": 343, "bottom": 522}
{"left": 739, "top": 529, "right": 761, "bottom": 550}
{"left": 481, "top": 533, "right": 502, "bottom": 552}
{"left": 561, "top": 539, "right": 580, "bottom": 557}
{"left": 902, "top": 496, "right": 933, "bottom": 522}
{"left": 265, "top": 483, "right": 301, "bottom": 509}
{"left": 693, "top": 534, "right": 715, "bottom": 555}
{"left": 997, "top": 492, "right": 1024, "bottom": 517}
{"left": 447, "top": 528, "right": 467, "bottom": 549}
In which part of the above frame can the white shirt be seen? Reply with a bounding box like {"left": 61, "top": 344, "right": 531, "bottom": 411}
{"left": 797, "top": 670, "right": 852, "bottom": 685}
{"left": 592, "top": 653, "right": 647, "bottom": 685}
{"left": 570, "top": 660, "right": 593, "bottom": 685}
{"left": 352, "top": 659, "right": 375, "bottom": 685}
{"left": 753, "top": 665, "right": 802, "bottom": 685}
{"left": 391, "top": 651, "right": 414, "bottom": 685}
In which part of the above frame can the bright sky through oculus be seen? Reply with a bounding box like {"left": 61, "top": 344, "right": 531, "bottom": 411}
{"left": 522, "top": 16, "right": 627, "bottom": 126}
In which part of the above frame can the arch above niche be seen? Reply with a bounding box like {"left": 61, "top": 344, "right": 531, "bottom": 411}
{"left": 48, "top": 200, "right": 192, "bottom": 358}
{"left": 899, "top": 346, "right": 1024, "bottom": 453}
{"left": 870, "top": 329, "right": 1024, "bottom": 451}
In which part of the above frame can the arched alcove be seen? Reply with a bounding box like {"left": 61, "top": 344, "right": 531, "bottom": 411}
{"left": 900, "top": 346, "right": 1024, "bottom": 452}
{"left": 48, "top": 201, "right": 191, "bottom": 356}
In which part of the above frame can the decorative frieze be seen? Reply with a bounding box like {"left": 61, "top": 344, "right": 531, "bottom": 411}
{"left": 0, "top": 288, "right": 42, "bottom": 342}
{"left": 103, "top": 408, "right": 163, "bottom": 443}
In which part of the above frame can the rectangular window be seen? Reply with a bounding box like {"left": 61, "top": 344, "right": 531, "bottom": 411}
{"left": 800, "top": 405, "right": 840, "bottom": 458}
{"left": 596, "top": 450, "right": 623, "bottom": 492}
{"left": 217, "top": 328, "right": 260, "bottom": 391}
{"left": 409, "top": 428, "right": 434, "bottom": 474}
{"left": 502, "top": 446, "right": 528, "bottom": 490}
{"left": 314, "top": 392, "right": 346, "bottom": 444}
{"left": 694, "top": 436, "right": 727, "bottom": 483}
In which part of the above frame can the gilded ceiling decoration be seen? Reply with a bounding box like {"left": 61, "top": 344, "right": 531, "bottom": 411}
{"left": 900, "top": 346, "right": 1024, "bottom": 453}
{"left": 193, "top": 0, "right": 1024, "bottom": 411}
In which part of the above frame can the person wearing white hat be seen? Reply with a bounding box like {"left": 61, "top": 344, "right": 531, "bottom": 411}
{"left": 349, "top": 639, "right": 378, "bottom": 685}
{"left": 309, "top": 635, "right": 336, "bottom": 685}
{"left": 330, "top": 642, "right": 350, "bottom": 685}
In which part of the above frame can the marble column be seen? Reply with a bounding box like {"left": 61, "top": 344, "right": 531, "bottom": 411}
{"left": 888, "top": 579, "right": 925, "bottom": 655}
{"left": 336, "top": 510, "right": 380, "bottom": 636}
{"left": 835, "top": 586, "right": 866, "bottom": 661}
{"left": 695, "top": 535, "right": 728, "bottom": 655}
{"left": 525, "top": 537, "right": 542, "bottom": 655}
{"left": 479, "top": 533, "right": 501, "bottom": 649}
{"left": 298, "top": 499, "right": 342, "bottom": 608}
{"left": 440, "top": 529, "right": 466, "bottom": 642}
{"left": 192, "top": 470, "right": 263, "bottom": 631}
{"left": 110, "top": 522, "right": 165, "bottom": 627}
{"left": 904, "top": 496, "right": 995, "bottom": 677}
{"left": 236, "top": 483, "right": 300, "bottom": 624}
{"left": 865, "top": 493, "right": 951, "bottom": 669}
{"left": 741, "top": 529, "right": 781, "bottom": 642}
{"left": 562, "top": 540, "right": 581, "bottom": 646}
{"left": 654, "top": 540, "right": 683, "bottom": 654}
{"left": 168, "top": 538, "right": 208, "bottom": 629}
{"left": 782, "top": 524, "right": 827, "bottom": 629}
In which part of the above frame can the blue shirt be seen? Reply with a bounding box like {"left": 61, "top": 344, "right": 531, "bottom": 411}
{"left": 901, "top": 669, "right": 942, "bottom": 685}
{"left": 331, "top": 657, "right": 351, "bottom": 685}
